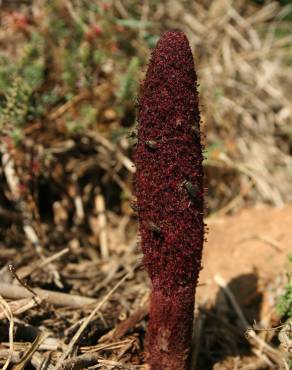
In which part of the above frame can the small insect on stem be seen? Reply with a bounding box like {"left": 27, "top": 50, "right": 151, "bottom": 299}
{"left": 183, "top": 180, "right": 200, "bottom": 202}
{"left": 127, "top": 131, "right": 137, "bottom": 140}
{"left": 145, "top": 140, "right": 158, "bottom": 150}
{"left": 130, "top": 201, "right": 139, "bottom": 212}
{"left": 148, "top": 221, "right": 161, "bottom": 235}
{"left": 191, "top": 124, "right": 201, "bottom": 138}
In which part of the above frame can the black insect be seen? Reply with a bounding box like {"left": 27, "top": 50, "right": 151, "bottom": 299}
{"left": 130, "top": 201, "right": 139, "bottom": 212}
{"left": 191, "top": 123, "right": 200, "bottom": 137}
{"left": 148, "top": 221, "right": 161, "bottom": 235}
{"left": 183, "top": 180, "right": 200, "bottom": 201}
{"left": 127, "top": 130, "right": 137, "bottom": 140}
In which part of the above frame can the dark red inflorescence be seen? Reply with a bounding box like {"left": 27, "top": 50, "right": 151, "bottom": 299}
{"left": 135, "top": 30, "right": 204, "bottom": 370}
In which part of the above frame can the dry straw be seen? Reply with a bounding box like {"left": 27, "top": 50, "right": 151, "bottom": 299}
{"left": 167, "top": 0, "right": 292, "bottom": 209}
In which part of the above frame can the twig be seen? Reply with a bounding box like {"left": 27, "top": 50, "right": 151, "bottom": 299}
{"left": 64, "top": 0, "right": 88, "bottom": 32}
{"left": 95, "top": 193, "right": 109, "bottom": 259}
{"left": 1, "top": 145, "right": 63, "bottom": 288}
{"left": 112, "top": 296, "right": 149, "bottom": 340}
{"left": 9, "top": 264, "right": 38, "bottom": 297}
{"left": 1, "top": 149, "right": 21, "bottom": 201}
{"left": 0, "top": 295, "right": 14, "bottom": 370}
{"left": 0, "top": 283, "right": 96, "bottom": 308}
{"left": 59, "top": 353, "right": 146, "bottom": 370}
{"left": 0, "top": 350, "right": 55, "bottom": 370}
{"left": 240, "top": 358, "right": 272, "bottom": 370}
{"left": 0, "top": 206, "right": 21, "bottom": 221}
{"left": 59, "top": 353, "right": 100, "bottom": 370}
{"left": 87, "top": 130, "right": 135, "bottom": 174}
{"left": 48, "top": 91, "right": 90, "bottom": 120}
{"left": 53, "top": 271, "right": 132, "bottom": 370}
{"left": 12, "top": 331, "right": 48, "bottom": 370}
{"left": 0, "top": 297, "right": 39, "bottom": 320}
{"left": 23, "top": 224, "right": 64, "bottom": 288}
{"left": 17, "top": 247, "right": 70, "bottom": 280}
{"left": 81, "top": 339, "right": 134, "bottom": 354}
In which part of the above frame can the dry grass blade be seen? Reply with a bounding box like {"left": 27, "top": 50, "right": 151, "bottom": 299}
{"left": 17, "top": 247, "right": 70, "bottom": 280}
{"left": 11, "top": 331, "right": 48, "bottom": 370}
{"left": 166, "top": 0, "right": 292, "bottom": 209}
{"left": 95, "top": 194, "right": 109, "bottom": 259}
{"left": 0, "top": 295, "right": 14, "bottom": 370}
{"left": 0, "top": 298, "right": 38, "bottom": 320}
{"left": 53, "top": 270, "right": 132, "bottom": 370}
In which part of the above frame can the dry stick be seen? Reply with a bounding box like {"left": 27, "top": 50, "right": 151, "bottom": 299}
{"left": 1, "top": 336, "right": 64, "bottom": 355}
{"left": 72, "top": 174, "right": 85, "bottom": 224}
{"left": 48, "top": 91, "right": 90, "bottom": 120}
{"left": 64, "top": 0, "right": 88, "bottom": 32}
{"left": 81, "top": 339, "right": 134, "bottom": 353}
{"left": 0, "top": 297, "right": 39, "bottom": 320}
{"left": 52, "top": 271, "right": 131, "bottom": 370}
{"left": 22, "top": 225, "right": 43, "bottom": 257}
{"left": 59, "top": 353, "right": 100, "bottom": 370}
{"left": 9, "top": 264, "right": 40, "bottom": 298}
{"left": 24, "top": 224, "right": 62, "bottom": 289}
{"left": 95, "top": 193, "right": 109, "bottom": 259}
{"left": 113, "top": 298, "right": 149, "bottom": 340}
{"left": 31, "top": 352, "right": 55, "bottom": 370}
{"left": 0, "top": 350, "right": 19, "bottom": 363}
{"left": 0, "top": 295, "right": 14, "bottom": 370}
{"left": 240, "top": 358, "right": 272, "bottom": 370}
{"left": 60, "top": 354, "right": 147, "bottom": 370}
{"left": 97, "top": 359, "right": 148, "bottom": 369}
{"left": 18, "top": 247, "right": 70, "bottom": 280}
{"left": 0, "top": 205, "right": 21, "bottom": 221}
{"left": 214, "top": 274, "right": 283, "bottom": 367}
{"left": 11, "top": 331, "right": 48, "bottom": 370}
{"left": 250, "top": 348, "right": 275, "bottom": 369}
{"left": 96, "top": 292, "right": 149, "bottom": 343}
{"left": 1, "top": 146, "right": 62, "bottom": 287}
{"left": 1, "top": 150, "right": 21, "bottom": 200}
{"left": 87, "top": 130, "right": 135, "bottom": 174}
{"left": 0, "top": 351, "right": 55, "bottom": 370}
{"left": 0, "top": 283, "right": 96, "bottom": 308}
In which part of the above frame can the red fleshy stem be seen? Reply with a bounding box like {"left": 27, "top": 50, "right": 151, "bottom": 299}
{"left": 135, "top": 30, "right": 204, "bottom": 370}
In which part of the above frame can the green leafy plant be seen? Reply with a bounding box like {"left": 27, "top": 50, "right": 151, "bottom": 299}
{"left": 0, "top": 77, "right": 32, "bottom": 134}
{"left": 277, "top": 254, "right": 292, "bottom": 318}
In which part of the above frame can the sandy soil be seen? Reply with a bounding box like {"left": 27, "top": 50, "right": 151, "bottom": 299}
{"left": 194, "top": 204, "right": 292, "bottom": 369}
{"left": 200, "top": 203, "right": 291, "bottom": 299}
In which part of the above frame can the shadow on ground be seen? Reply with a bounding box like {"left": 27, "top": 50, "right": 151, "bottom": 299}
{"left": 196, "top": 273, "right": 264, "bottom": 369}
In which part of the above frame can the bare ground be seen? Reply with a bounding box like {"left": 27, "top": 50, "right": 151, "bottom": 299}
{"left": 196, "top": 204, "right": 292, "bottom": 369}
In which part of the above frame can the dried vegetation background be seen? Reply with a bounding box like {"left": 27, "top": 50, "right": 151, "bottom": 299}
{"left": 0, "top": 0, "right": 291, "bottom": 369}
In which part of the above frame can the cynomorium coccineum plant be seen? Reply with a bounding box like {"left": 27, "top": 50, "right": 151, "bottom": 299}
{"left": 135, "top": 30, "right": 204, "bottom": 370}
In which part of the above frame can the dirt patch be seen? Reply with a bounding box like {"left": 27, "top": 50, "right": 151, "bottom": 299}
{"left": 195, "top": 204, "right": 292, "bottom": 369}
{"left": 200, "top": 203, "right": 291, "bottom": 299}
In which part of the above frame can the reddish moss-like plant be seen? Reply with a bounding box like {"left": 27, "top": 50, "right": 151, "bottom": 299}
{"left": 134, "top": 30, "right": 204, "bottom": 370}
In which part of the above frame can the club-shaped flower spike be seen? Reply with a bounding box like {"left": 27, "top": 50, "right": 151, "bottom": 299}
{"left": 135, "top": 30, "right": 205, "bottom": 370}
